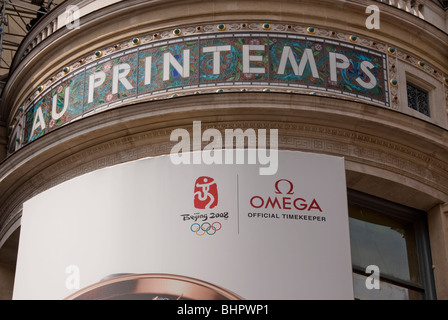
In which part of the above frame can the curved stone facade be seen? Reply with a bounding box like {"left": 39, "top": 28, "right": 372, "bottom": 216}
{"left": 0, "top": 0, "right": 447, "bottom": 299}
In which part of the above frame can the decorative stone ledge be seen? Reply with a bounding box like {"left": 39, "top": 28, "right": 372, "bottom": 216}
{"left": 1, "top": 93, "right": 448, "bottom": 238}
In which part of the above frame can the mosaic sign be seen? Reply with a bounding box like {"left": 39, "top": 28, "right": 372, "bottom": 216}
{"left": 19, "top": 32, "right": 388, "bottom": 147}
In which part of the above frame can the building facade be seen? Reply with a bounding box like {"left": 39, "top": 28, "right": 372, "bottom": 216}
{"left": 0, "top": 0, "right": 447, "bottom": 299}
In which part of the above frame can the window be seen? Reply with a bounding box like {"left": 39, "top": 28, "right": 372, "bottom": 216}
{"left": 407, "top": 82, "right": 430, "bottom": 116}
{"left": 348, "top": 190, "right": 436, "bottom": 300}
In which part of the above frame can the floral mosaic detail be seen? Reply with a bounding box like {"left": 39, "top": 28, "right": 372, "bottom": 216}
{"left": 50, "top": 74, "right": 86, "bottom": 130}
{"left": 138, "top": 41, "right": 199, "bottom": 94}
{"left": 269, "top": 38, "right": 327, "bottom": 87}
{"left": 85, "top": 53, "right": 138, "bottom": 112}
{"left": 325, "top": 43, "right": 386, "bottom": 102}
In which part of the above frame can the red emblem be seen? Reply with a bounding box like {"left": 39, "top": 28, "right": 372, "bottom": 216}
{"left": 194, "top": 176, "right": 218, "bottom": 209}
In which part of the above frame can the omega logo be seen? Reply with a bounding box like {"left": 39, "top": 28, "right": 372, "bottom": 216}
{"left": 274, "top": 179, "right": 294, "bottom": 195}
{"left": 250, "top": 179, "right": 323, "bottom": 212}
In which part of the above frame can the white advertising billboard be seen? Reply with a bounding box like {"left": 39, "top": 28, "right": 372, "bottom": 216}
{"left": 14, "top": 150, "right": 353, "bottom": 300}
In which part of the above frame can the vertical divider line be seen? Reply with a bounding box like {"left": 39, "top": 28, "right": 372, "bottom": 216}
{"left": 237, "top": 173, "right": 240, "bottom": 234}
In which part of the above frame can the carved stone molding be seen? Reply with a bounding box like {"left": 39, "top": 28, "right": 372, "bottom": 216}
{"left": 2, "top": 110, "right": 448, "bottom": 237}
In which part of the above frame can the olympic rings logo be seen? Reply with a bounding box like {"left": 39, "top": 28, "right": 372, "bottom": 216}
{"left": 190, "top": 222, "right": 222, "bottom": 236}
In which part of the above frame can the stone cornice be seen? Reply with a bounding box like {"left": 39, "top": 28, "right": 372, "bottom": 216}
{"left": 1, "top": 93, "right": 448, "bottom": 238}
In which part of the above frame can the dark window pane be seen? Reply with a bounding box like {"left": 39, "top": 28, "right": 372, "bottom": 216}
{"left": 348, "top": 204, "right": 420, "bottom": 284}
{"left": 406, "top": 82, "right": 429, "bottom": 116}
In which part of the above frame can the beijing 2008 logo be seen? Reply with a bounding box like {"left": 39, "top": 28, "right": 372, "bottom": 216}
{"left": 180, "top": 176, "right": 226, "bottom": 236}
{"left": 194, "top": 176, "right": 218, "bottom": 209}
{"left": 188, "top": 176, "right": 224, "bottom": 236}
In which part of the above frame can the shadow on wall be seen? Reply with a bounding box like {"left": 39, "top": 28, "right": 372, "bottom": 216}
{"left": 0, "top": 228, "right": 20, "bottom": 300}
